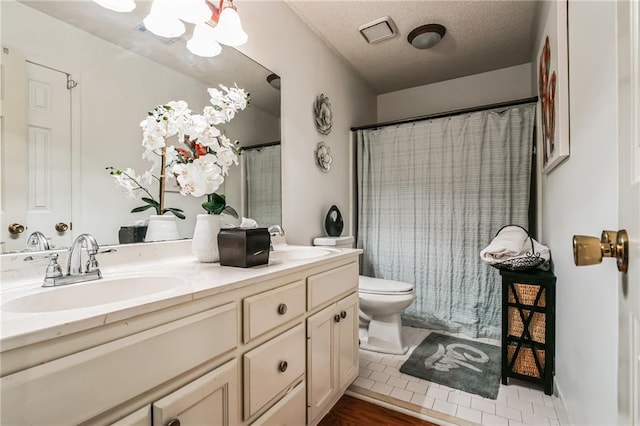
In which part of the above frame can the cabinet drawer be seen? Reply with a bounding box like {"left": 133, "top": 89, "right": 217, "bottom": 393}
{"left": 243, "top": 280, "right": 305, "bottom": 343}
{"left": 1, "top": 302, "right": 238, "bottom": 425}
{"left": 243, "top": 323, "right": 305, "bottom": 419}
{"left": 251, "top": 381, "right": 305, "bottom": 426}
{"left": 307, "top": 262, "right": 358, "bottom": 310}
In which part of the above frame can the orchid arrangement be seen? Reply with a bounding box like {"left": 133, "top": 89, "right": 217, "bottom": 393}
{"left": 106, "top": 166, "right": 186, "bottom": 219}
{"left": 110, "top": 84, "right": 249, "bottom": 217}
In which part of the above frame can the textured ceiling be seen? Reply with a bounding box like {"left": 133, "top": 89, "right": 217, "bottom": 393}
{"left": 286, "top": 0, "right": 541, "bottom": 94}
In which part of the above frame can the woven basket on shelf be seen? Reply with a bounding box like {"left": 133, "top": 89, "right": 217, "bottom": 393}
{"left": 508, "top": 283, "right": 546, "bottom": 307}
{"left": 507, "top": 344, "right": 546, "bottom": 378}
{"left": 508, "top": 307, "right": 546, "bottom": 343}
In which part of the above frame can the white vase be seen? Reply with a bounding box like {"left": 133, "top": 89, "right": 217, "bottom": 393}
{"left": 191, "top": 214, "right": 222, "bottom": 262}
{"left": 145, "top": 214, "right": 180, "bottom": 242}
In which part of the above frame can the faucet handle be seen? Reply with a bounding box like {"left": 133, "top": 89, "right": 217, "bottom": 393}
{"left": 24, "top": 253, "right": 63, "bottom": 286}
{"left": 44, "top": 254, "right": 64, "bottom": 283}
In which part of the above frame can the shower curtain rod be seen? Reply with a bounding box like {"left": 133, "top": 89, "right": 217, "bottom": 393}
{"left": 241, "top": 141, "right": 280, "bottom": 151}
{"left": 350, "top": 96, "right": 538, "bottom": 131}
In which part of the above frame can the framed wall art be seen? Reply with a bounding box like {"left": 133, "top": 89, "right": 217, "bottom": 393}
{"left": 538, "top": 0, "right": 570, "bottom": 174}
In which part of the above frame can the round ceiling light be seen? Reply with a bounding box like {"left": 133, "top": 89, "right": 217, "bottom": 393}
{"left": 407, "top": 24, "right": 446, "bottom": 49}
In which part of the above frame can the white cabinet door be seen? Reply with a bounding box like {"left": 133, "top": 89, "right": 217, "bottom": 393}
{"left": 152, "top": 359, "right": 239, "bottom": 426}
{"left": 111, "top": 405, "right": 151, "bottom": 426}
{"left": 306, "top": 303, "right": 338, "bottom": 423}
{"left": 336, "top": 293, "right": 359, "bottom": 390}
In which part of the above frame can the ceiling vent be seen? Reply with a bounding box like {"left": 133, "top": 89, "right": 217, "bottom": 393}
{"left": 358, "top": 16, "right": 397, "bottom": 44}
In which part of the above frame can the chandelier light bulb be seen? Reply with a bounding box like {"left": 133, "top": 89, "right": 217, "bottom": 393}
{"left": 214, "top": 6, "right": 247, "bottom": 47}
{"left": 187, "top": 24, "right": 222, "bottom": 57}
{"left": 91, "top": 0, "right": 136, "bottom": 12}
{"left": 143, "top": 0, "right": 186, "bottom": 38}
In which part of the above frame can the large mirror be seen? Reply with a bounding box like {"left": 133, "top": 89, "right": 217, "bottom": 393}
{"left": 0, "top": 0, "right": 281, "bottom": 253}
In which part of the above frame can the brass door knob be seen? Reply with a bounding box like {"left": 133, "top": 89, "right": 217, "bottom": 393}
{"left": 8, "top": 223, "right": 25, "bottom": 234}
{"left": 573, "top": 230, "right": 628, "bottom": 273}
{"left": 55, "top": 222, "right": 69, "bottom": 232}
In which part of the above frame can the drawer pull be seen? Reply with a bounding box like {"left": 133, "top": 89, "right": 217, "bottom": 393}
{"left": 278, "top": 361, "right": 288, "bottom": 373}
{"left": 334, "top": 314, "right": 341, "bottom": 323}
{"left": 277, "top": 303, "right": 288, "bottom": 315}
{"left": 340, "top": 310, "right": 347, "bottom": 319}
{"left": 167, "top": 419, "right": 181, "bottom": 426}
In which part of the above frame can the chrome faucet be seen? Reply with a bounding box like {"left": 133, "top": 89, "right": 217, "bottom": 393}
{"left": 268, "top": 225, "right": 285, "bottom": 251}
{"left": 26, "top": 231, "right": 51, "bottom": 251}
{"left": 67, "top": 233, "right": 100, "bottom": 277}
{"left": 25, "top": 233, "right": 106, "bottom": 287}
{"left": 268, "top": 225, "right": 285, "bottom": 237}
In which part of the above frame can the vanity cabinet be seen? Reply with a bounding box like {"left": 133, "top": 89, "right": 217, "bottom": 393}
{"left": 306, "top": 292, "right": 359, "bottom": 424}
{"left": 0, "top": 253, "right": 361, "bottom": 426}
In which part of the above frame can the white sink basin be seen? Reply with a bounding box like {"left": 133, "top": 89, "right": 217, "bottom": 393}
{"left": 2, "top": 276, "right": 186, "bottom": 313}
{"left": 270, "top": 245, "right": 339, "bottom": 262}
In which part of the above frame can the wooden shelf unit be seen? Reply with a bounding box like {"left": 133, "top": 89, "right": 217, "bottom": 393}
{"left": 500, "top": 269, "right": 556, "bottom": 395}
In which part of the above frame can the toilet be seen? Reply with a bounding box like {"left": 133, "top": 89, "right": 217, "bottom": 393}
{"left": 313, "top": 236, "right": 415, "bottom": 355}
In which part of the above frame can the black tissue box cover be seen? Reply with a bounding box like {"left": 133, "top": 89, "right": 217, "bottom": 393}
{"left": 218, "top": 228, "right": 270, "bottom": 268}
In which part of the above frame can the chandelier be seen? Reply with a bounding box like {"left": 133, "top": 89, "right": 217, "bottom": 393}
{"left": 91, "top": 0, "right": 248, "bottom": 57}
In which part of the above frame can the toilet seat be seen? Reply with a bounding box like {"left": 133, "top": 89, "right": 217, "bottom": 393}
{"left": 359, "top": 276, "right": 414, "bottom": 295}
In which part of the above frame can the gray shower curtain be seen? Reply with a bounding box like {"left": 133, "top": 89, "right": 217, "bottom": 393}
{"left": 244, "top": 144, "right": 282, "bottom": 228}
{"left": 356, "top": 104, "right": 535, "bottom": 338}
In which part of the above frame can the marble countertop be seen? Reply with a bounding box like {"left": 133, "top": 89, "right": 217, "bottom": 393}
{"left": 0, "top": 241, "right": 361, "bottom": 352}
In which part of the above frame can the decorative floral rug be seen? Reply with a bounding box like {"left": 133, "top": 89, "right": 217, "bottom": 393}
{"left": 399, "top": 332, "right": 501, "bottom": 399}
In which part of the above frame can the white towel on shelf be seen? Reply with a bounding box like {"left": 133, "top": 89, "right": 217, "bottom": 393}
{"left": 480, "top": 225, "right": 551, "bottom": 266}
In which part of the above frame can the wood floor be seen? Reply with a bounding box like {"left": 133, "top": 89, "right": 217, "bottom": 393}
{"left": 318, "top": 395, "right": 438, "bottom": 426}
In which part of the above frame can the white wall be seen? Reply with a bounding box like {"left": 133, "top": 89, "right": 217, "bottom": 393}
{"left": 236, "top": 1, "right": 377, "bottom": 245}
{"left": 377, "top": 63, "right": 533, "bottom": 122}
{"left": 533, "top": 1, "right": 619, "bottom": 423}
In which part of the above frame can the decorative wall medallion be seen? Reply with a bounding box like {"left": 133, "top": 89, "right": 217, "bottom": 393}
{"left": 313, "top": 94, "right": 332, "bottom": 135}
{"left": 314, "top": 141, "right": 332, "bottom": 172}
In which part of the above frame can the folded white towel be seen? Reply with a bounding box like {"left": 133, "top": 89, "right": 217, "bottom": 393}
{"left": 240, "top": 217, "right": 259, "bottom": 229}
{"left": 480, "top": 226, "right": 550, "bottom": 267}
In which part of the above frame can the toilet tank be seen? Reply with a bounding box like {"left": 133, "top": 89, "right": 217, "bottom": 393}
{"left": 313, "top": 236, "right": 354, "bottom": 248}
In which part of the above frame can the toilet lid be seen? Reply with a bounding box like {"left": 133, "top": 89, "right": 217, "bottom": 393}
{"left": 359, "top": 276, "right": 414, "bottom": 294}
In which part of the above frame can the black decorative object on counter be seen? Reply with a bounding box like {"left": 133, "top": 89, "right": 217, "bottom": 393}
{"left": 324, "top": 205, "right": 344, "bottom": 237}
{"left": 218, "top": 227, "right": 270, "bottom": 268}
{"left": 118, "top": 225, "right": 147, "bottom": 244}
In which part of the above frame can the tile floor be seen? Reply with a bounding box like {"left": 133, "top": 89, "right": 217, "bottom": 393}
{"left": 350, "top": 326, "right": 571, "bottom": 426}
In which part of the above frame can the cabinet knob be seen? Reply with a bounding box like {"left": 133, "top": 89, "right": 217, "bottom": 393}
{"left": 8, "top": 223, "right": 25, "bottom": 235}
{"left": 277, "top": 303, "right": 287, "bottom": 315}
{"left": 340, "top": 310, "right": 347, "bottom": 319}
{"left": 167, "top": 419, "right": 181, "bottom": 426}
{"left": 334, "top": 314, "right": 341, "bottom": 323}
{"left": 278, "top": 361, "right": 288, "bottom": 373}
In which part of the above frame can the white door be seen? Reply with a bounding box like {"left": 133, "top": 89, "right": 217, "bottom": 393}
{"left": 1, "top": 46, "right": 28, "bottom": 253}
{"left": 25, "top": 61, "right": 73, "bottom": 249}
{"left": 0, "top": 52, "right": 72, "bottom": 252}
{"left": 617, "top": 1, "right": 640, "bottom": 424}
